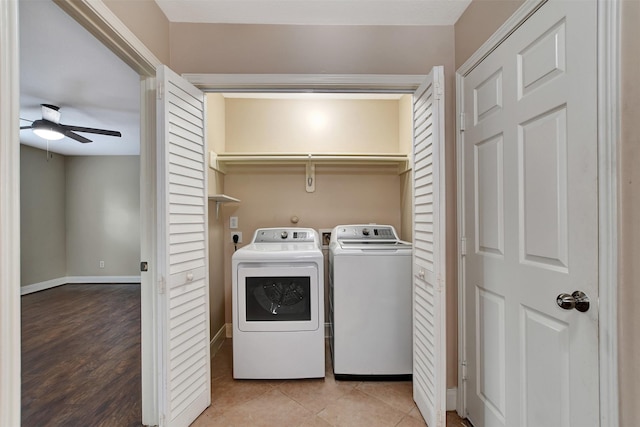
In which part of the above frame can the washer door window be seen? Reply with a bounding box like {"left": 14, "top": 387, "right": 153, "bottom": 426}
{"left": 237, "top": 264, "right": 319, "bottom": 332}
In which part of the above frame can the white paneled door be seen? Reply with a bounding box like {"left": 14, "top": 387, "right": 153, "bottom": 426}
{"left": 412, "top": 66, "right": 446, "bottom": 427}
{"left": 460, "top": 1, "right": 598, "bottom": 426}
{"left": 157, "top": 65, "right": 211, "bottom": 427}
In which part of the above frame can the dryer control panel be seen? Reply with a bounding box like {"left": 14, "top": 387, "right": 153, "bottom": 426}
{"left": 253, "top": 228, "right": 319, "bottom": 244}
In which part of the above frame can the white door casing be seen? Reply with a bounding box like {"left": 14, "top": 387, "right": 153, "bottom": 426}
{"left": 459, "top": 1, "right": 599, "bottom": 426}
{"left": 412, "top": 66, "right": 446, "bottom": 427}
{"left": 0, "top": 1, "right": 21, "bottom": 426}
{"left": 157, "top": 65, "right": 211, "bottom": 427}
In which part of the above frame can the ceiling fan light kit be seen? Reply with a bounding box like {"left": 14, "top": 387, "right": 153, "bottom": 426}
{"left": 31, "top": 120, "right": 65, "bottom": 140}
{"left": 20, "top": 104, "right": 122, "bottom": 143}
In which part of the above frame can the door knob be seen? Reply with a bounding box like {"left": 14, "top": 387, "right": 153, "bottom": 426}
{"left": 556, "top": 291, "right": 590, "bottom": 312}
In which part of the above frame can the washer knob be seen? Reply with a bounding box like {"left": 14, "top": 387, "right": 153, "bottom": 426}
{"left": 281, "top": 231, "right": 288, "bottom": 239}
{"left": 362, "top": 228, "right": 370, "bottom": 236}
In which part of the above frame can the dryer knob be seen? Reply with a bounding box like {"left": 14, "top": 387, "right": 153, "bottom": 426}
{"left": 281, "top": 231, "right": 289, "bottom": 239}
{"left": 362, "top": 228, "right": 370, "bottom": 236}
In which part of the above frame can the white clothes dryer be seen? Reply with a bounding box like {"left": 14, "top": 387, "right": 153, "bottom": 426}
{"left": 329, "top": 224, "right": 412, "bottom": 380}
{"left": 232, "top": 228, "right": 325, "bottom": 379}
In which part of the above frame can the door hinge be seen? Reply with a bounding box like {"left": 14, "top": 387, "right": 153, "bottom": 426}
{"left": 461, "top": 237, "right": 467, "bottom": 257}
{"left": 157, "top": 82, "right": 164, "bottom": 100}
{"left": 157, "top": 276, "right": 166, "bottom": 294}
{"left": 434, "top": 82, "right": 443, "bottom": 101}
{"left": 460, "top": 112, "right": 466, "bottom": 132}
{"left": 461, "top": 360, "right": 468, "bottom": 381}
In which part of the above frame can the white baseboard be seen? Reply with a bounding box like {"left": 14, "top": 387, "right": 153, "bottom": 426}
{"left": 21, "top": 275, "right": 141, "bottom": 295}
{"left": 225, "top": 322, "right": 233, "bottom": 338}
{"left": 447, "top": 387, "right": 457, "bottom": 411}
{"left": 20, "top": 277, "right": 67, "bottom": 295}
{"left": 65, "top": 275, "right": 141, "bottom": 284}
{"left": 210, "top": 324, "right": 226, "bottom": 357}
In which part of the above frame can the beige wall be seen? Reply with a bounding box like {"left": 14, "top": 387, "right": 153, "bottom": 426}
{"left": 170, "top": 23, "right": 453, "bottom": 75}
{"left": 103, "top": 0, "right": 170, "bottom": 65}
{"left": 20, "top": 146, "right": 67, "bottom": 285}
{"left": 65, "top": 156, "right": 140, "bottom": 276}
{"left": 225, "top": 98, "right": 401, "bottom": 153}
{"left": 454, "top": 0, "right": 525, "bottom": 68}
{"left": 619, "top": 0, "right": 640, "bottom": 424}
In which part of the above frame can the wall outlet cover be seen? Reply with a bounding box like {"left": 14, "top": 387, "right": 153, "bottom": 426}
{"left": 231, "top": 231, "right": 242, "bottom": 243}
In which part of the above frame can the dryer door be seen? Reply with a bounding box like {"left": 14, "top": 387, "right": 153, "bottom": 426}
{"left": 237, "top": 264, "right": 320, "bottom": 332}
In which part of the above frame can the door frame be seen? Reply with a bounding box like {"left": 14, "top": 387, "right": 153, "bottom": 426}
{"left": 454, "top": 0, "right": 620, "bottom": 424}
{"left": 0, "top": 1, "right": 21, "bottom": 425}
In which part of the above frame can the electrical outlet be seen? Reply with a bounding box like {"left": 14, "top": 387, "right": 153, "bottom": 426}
{"left": 230, "top": 216, "right": 238, "bottom": 229}
{"left": 231, "top": 232, "right": 242, "bottom": 244}
{"left": 99, "top": 260, "right": 105, "bottom": 268}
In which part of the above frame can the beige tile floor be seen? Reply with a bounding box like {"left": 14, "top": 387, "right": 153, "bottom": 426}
{"left": 193, "top": 340, "right": 472, "bottom": 427}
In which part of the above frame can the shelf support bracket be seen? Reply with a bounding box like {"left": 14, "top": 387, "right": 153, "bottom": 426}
{"left": 306, "top": 156, "right": 315, "bottom": 193}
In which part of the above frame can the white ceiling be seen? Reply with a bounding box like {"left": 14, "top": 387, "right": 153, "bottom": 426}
{"left": 19, "top": 0, "right": 471, "bottom": 156}
{"left": 154, "top": 0, "right": 471, "bottom": 26}
{"left": 19, "top": 0, "right": 140, "bottom": 156}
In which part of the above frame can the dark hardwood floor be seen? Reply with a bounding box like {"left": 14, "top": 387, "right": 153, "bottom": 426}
{"left": 21, "top": 284, "right": 142, "bottom": 427}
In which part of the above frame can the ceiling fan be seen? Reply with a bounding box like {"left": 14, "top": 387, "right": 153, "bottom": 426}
{"left": 20, "top": 104, "right": 122, "bottom": 143}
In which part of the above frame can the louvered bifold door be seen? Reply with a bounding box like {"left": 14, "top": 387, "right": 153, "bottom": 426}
{"left": 412, "top": 66, "right": 446, "bottom": 427}
{"left": 157, "top": 65, "right": 211, "bottom": 427}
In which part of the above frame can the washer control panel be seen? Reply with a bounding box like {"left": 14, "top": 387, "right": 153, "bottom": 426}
{"left": 333, "top": 225, "right": 398, "bottom": 241}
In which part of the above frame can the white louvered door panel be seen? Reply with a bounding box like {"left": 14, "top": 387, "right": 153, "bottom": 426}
{"left": 157, "top": 65, "right": 210, "bottom": 427}
{"left": 412, "top": 66, "right": 446, "bottom": 427}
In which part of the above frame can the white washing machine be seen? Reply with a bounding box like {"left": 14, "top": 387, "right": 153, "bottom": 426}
{"left": 232, "top": 228, "right": 325, "bottom": 379}
{"left": 329, "top": 224, "right": 413, "bottom": 379}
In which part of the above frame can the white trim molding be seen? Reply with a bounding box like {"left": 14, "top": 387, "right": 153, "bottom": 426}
{"left": 597, "top": 0, "right": 620, "bottom": 425}
{"left": 21, "top": 276, "right": 142, "bottom": 295}
{"left": 210, "top": 325, "right": 226, "bottom": 358}
{"left": 447, "top": 388, "right": 458, "bottom": 411}
{"left": 65, "top": 275, "right": 141, "bottom": 284}
{"left": 53, "top": 0, "right": 161, "bottom": 76}
{"left": 225, "top": 322, "right": 233, "bottom": 338}
{"left": 20, "top": 277, "right": 67, "bottom": 295}
{"left": 183, "top": 73, "right": 427, "bottom": 92}
{"left": 457, "top": 0, "right": 549, "bottom": 77}
{"left": 0, "top": 1, "right": 21, "bottom": 425}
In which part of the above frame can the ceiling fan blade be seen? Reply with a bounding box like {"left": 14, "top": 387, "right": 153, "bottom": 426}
{"left": 61, "top": 124, "right": 121, "bottom": 137}
{"left": 62, "top": 129, "right": 92, "bottom": 143}
{"left": 20, "top": 125, "right": 32, "bottom": 130}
